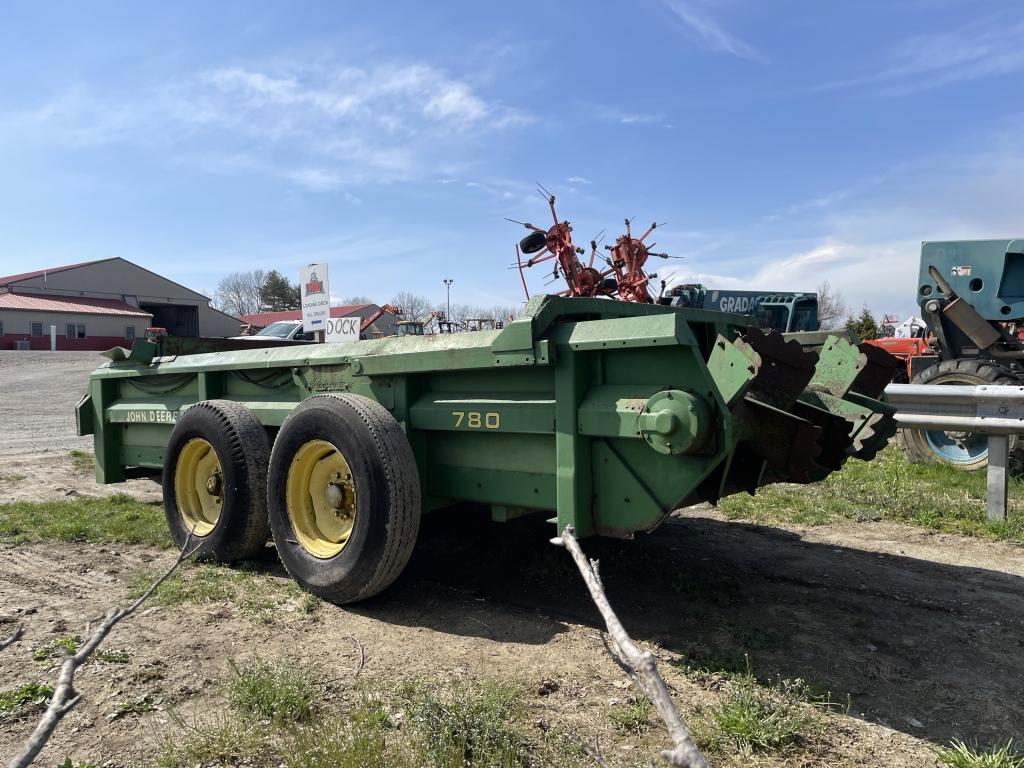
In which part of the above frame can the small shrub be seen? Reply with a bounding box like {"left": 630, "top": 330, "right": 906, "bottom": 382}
{"left": 608, "top": 697, "right": 652, "bottom": 735}
{"left": 226, "top": 657, "right": 318, "bottom": 724}
{"left": 937, "top": 740, "right": 1024, "bottom": 768}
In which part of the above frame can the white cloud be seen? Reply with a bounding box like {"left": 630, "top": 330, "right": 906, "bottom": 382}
{"left": 598, "top": 108, "right": 665, "bottom": 125}
{"left": 4, "top": 59, "right": 532, "bottom": 191}
{"left": 567, "top": 176, "right": 593, "bottom": 185}
{"left": 423, "top": 81, "right": 488, "bottom": 123}
{"left": 810, "top": 16, "right": 1024, "bottom": 95}
{"left": 663, "top": 125, "right": 1024, "bottom": 318}
{"left": 662, "top": 0, "right": 765, "bottom": 62}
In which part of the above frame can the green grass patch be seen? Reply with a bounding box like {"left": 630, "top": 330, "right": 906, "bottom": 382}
{"left": 227, "top": 657, "right": 319, "bottom": 724}
{"left": 937, "top": 740, "right": 1024, "bottom": 768}
{"left": 702, "top": 676, "right": 821, "bottom": 753}
{"left": 0, "top": 681, "right": 53, "bottom": 720}
{"left": 32, "top": 634, "right": 81, "bottom": 661}
{"left": 147, "top": 673, "right": 588, "bottom": 768}
{"left": 299, "top": 593, "right": 322, "bottom": 616}
{"left": 0, "top": 494, "right": 170, "bottom": 547}
{"left": 151, "top": 711, "right": 274, "bottom": 768}
{"left": 0, "top": 472, "right": 25, "bottom": 484}
{"left": 32, "top": 634, "right": 130, "bottom": 664}
{"left": 129, "top": 561, "right": 303, "bottom": 624}
{"left": 676, "top": 649, "right": 751, "bottom": 683}
{"left": 69, "top": 449, "right": 95, "bottom": 473}
{"left": 285, "top": 702, "right": 390, "bottom": 768}
{"left": 719, "top": 445, "right": 1024, "bottom": 544}
{"left": 399, "top": 678, "right": 531, "bottom": 767}
{"left": 608, "top": 696, "right": 652, "bottom": 735}
{"left": 108, "top": 694, "right": 160, "bottom": 720}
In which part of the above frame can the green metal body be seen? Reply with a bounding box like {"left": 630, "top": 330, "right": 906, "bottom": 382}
{"left": 78, "top": 296, "right": 894, "bottom": 538}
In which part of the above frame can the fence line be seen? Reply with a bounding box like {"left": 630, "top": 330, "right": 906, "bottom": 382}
{"left": 883, "top": 383, "right": 1022, "bottom": 521}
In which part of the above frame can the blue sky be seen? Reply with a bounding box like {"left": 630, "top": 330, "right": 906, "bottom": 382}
{"left": 0, "top": 0, "right": 1021, "bottom": 318}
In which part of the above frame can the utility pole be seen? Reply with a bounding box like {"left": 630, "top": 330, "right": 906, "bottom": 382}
{"left": 443, "top": 278, "right": 453, "bottom": 319}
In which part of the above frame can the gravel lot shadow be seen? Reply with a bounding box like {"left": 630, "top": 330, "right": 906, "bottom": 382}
{"left": 349, "top": 507, "right": 1024, "bottom": 745}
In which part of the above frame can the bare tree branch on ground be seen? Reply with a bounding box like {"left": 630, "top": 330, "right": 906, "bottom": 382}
{"left": 551, "top": 525, "right": 709, "bottom": 768}
{"left": 0, "top": 624, "right": 25, "bottom": 653}
{"left": 7, "top": 532, "right": 200, "bottom": 768}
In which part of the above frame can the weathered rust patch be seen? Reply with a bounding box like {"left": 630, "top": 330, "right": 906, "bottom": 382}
{"left": 302, "top": 364, "right": 354, "bottom": 392}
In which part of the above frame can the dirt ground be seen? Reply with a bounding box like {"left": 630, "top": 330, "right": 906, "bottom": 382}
{"left": 1, "top": 351, "right": 1022, "bottom": 766}
{"left": 0, "top": 351, "right": 161, "bottom": 503}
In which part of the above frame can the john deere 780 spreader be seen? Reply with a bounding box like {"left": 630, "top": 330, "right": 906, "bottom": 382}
{"left": 78, "top": 296, "right": 896, "bottom": 603}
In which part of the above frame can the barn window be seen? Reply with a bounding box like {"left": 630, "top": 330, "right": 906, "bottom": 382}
{"left": 31, "top": 322, "right": 43, "bottom": 337}
{"left": 125, "top": 326, "right": 135, "bottom": 341}
{"left": 66, "top": 323, "right": 87, "bottom": 339}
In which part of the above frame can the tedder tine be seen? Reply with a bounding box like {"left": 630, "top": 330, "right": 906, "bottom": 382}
{"left": 852, "top": 342, "right": 900, "bottom": 398}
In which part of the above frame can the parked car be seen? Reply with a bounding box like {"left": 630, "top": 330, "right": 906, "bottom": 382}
{"left": 232, "top": 320, "right": 315, "bottom": 342}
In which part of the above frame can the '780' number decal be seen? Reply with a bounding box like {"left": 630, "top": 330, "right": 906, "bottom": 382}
{"left": 452, "top": 410, "right": 500, "bottom": 429}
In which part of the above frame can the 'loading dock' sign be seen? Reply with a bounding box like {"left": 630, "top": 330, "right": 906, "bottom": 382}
{"left": 300, "top": 263, "right": 331, "bottom": 335}
{"left": 325, "top": 316, "right": 359, "bottom": 344}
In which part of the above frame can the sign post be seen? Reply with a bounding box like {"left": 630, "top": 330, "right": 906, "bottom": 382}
{"left": 299, "top": 264, "right": 331, "bottom": 342}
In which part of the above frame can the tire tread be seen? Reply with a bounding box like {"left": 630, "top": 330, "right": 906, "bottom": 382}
{"left": 898, "top": 358, "right": 1020, "bottom": 470}
{"left": 164, "top": 400, "right": 270, "bottom": 561}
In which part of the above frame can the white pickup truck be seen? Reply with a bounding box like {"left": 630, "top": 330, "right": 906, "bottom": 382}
{"left": 232, "top": 320, "right": 315, "bottom": 343}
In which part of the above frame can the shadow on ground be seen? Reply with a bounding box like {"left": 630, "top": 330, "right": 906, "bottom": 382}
{"left": 339, "top": 507, "right": 1024, "bottom": 745}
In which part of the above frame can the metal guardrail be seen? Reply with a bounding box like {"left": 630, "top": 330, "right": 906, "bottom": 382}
{"left": 884, "top": 384, "right": 1024, "bottom": 521}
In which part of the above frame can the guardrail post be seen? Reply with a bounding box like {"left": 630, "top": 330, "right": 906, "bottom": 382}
{"left": 986, "top": 434, "right": 1009, "bottom": 522}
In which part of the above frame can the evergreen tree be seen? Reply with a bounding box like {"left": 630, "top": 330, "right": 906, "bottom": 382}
{"left": 259, "top": 270, "right": 301, "bottom": 311}
{"left": 845, "top": 306, "right": 880, "bottom": 341}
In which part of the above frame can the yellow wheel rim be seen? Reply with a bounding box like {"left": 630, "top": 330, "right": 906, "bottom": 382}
{"left": 174, "top": 437, "right": 224, "bottom": 537}
{"left": 285, "top": 439, "right": 357, "bottom": 559}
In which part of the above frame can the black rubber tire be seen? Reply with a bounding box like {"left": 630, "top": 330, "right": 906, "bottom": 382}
{"left": 163, "top": 400, "right": 272, "bottom": 561}
{"left": 520, "top": 231, "right": 548, "bottom": 254}
{"left": 268, "top": 394, "right": 421, "bottom": 604}
{"left": 898, "top": 358, "right": 1020, "bottom": 472}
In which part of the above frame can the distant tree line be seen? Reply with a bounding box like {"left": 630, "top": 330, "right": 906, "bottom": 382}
{"left": 211, "top": 270, "right": 520, "bottom": 327}
{"left": 213, "top": 270, "right": 873, "bottom": 337}
{"left": 213, "top": 270, "right": 301, "bottom": 317}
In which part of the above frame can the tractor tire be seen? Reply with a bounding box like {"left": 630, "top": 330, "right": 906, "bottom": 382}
{"left": 267, "top": 394, "right": 421, "bottom": 604}
{"left": 163, "top": 400, "right": 272, "bottom": 561}
{"left": 520, "top": 231, "right": 548, "bottom": 254}
{"left": 898, "top": 358, "right": 1020, "bottom": 472}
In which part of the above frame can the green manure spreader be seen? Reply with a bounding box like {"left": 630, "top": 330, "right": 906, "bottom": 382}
{"left": 77, "top": 296, "right": 898, "bottom": 604}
